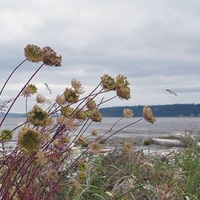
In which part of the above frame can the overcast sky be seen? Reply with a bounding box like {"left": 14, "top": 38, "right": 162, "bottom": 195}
{"left": 1, "top": 0, "right": 200, "bottom": 113}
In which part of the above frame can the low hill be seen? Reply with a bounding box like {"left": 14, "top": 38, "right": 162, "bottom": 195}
{"left": 100, "top": 104, "right": 200, "bottom": 117}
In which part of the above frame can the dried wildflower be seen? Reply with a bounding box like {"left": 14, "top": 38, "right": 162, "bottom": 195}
{"left": 36, "top": 94, "right": 46, "bottom": 103}
{"left": 64, "top": 88, "right": 79, "bottom": 103}
{"left": 36, "top": 149, "right": 48, "bottom": 165}
{"left": 73, "top": 180, "right": 82, "bottom": 191}
{"left": 21, "top": 84, "right": 37, "bottom": 97}
{"left": 123, "top": 109, "right": 134, "bottom": 118}
{"left": 18, "top": 127, "right": 41, "bottom": 155}
{"left": 89, "top": 109, "right": 102, "bottom": 122}
{"left": 78, "top": 159, "right": 87, "bottom": 171}
{"left": 74, "top": 108, "right": 87, "bottom": 120}
{"left": 86, "top": 98, "right": 96, "bottom": 110}
{"left": 101, "top": 74, "right": 116, "bottom": 90}
{"left": 47, "top": 169, "right": 58, "bottom": 180}
{"left": 42, "top": 46, "right": 62, "bottom": 67}
{"left": 143, "top": 106, "right": 156, "bottom": 124}
{"left": 92, "top": 129, "right": 98, "bottom": 136}
{"left": 0, "top": 129, "right": 12, "bottom": 141}
{"left": 60, "top": 106, "right": 74, "bottom": 117}
{"left": 116, "top": 75, "right": 131, "bottom": 100}
{"left": 89, "top": 141, "right": 102, "bottom": 155}
{"left": 28, "top": 105, "right": 49, "bottom": 126}
{"left": 24, "top": 44, "right": 43, "bottom": 62}
{"left": 124, "top": 141, "right": 134, "bottom": 152}
{"left": 71, "top": 79, "right": 84, "bottom": 94}
{"left": 55, "top": 95, "right": 66, "bottom": 105}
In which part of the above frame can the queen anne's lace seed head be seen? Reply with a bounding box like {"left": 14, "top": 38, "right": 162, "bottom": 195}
{"left": 89, "top": 109, "right": 102, "bottom": 122}
{"left": 28, "top": 105, "right": 49, "bottom": 126}
{"left": 64, "top": 88, "right": 79, "bottom": 103}
{"left": 36, "top": 94, "right": 46, "bottom": 103}
{"left": 86, "top": 98, "right": 96, "bottom": 110}
{"left": 89, "top": 141, "right": 102, "bottom": 155}
{"left": 101, "top": 74, "right": 116, "bottom": 90}
{"left": 18, "top": 127, "right": 41, "bottom": 155}
{"left": 123, "top": 109, "right": 134, "bottom": 118}
{"left": 71, "top": 79, "right": 84, "bottom": 94}
{"left": 42, "top": 46, "right": 62, "bottom": 67}
{"left": 21, "top": 84, "right": 37, "bottom": 97}
{"left": 143, "top": 106, "right": 156, "bottom": 124}
{"left": 116, "top": 75, "right": 131, "bottom": 100}
{"left": 24, "top": 44, "right": 43, "bottom": 62}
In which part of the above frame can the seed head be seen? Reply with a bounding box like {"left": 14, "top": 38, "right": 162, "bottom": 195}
{"left": 78, "top": 159, "right": 87, "bottom": 171}
{"left": 74, "top": 108, "right": 87, "bottom": 120}
{"left": 18, "top": 127, "right": 41, "bottom": 155}
{"left": 21, "top": 84, "right": 37, "bottom": 97}
{"left": 101, "top": 74, "right": 116, "bottom": 90}
{"left": 143, "top": 106, "right": 156, "bottom": 124}
{"left": 89, "top": 109, "right": 102, "bottom": 122}
{"left": 124, "top": 141, "right": 134, "bottom": 153}
{"left": 36, "top": 94, "right": 46, "bottom": 103}
{"left": 24, "top": 44, "right": 43, "bottom": 62}
{"left": 64, "top": 88, "right": 79, "bottom": 103}
{"left": 47, "top": 169, "right": 59, "bottom": 180}
{"left": 28, "top": 105, "right": 49, "bottom": 126}
{"left": 123, "top": 109, "right": 134, "bottom": 118}
{"left": 86, "top": 98, "right": 96, "bottom": 110}
{"left": 92, "top": 129, "right": 98, "bottom": 136}
{"left": 42, "top": 46, "right": 62, "bottom": 67}
{"left": 116, "top": 75, "right": 131, "bottom": 100}
{"left": 71, "top": 79, "right": 84, "bottom": 94}
{"left": 0, "top": 129, "right": 12, "bottom": 141}
{"left": 89, "top": 141, "right": 102, "bottom": 155}
{"left": 60, "top": 106, "right": 74, "bottom": 118}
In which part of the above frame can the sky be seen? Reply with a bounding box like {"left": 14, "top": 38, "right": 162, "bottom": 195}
{"left": 0, "top": 0, "right": 200, "bottom": 113}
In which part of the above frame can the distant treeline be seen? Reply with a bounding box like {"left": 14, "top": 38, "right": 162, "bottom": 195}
{"left": 100, "top": 104, "right": 200, "bottom": 117}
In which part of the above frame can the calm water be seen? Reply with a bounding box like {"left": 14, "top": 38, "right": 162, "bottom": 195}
{"left": 1, "top": 117, "right": 200, "bottom": 139}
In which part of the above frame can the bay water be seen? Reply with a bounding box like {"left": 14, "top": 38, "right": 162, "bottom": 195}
{"left": 1, "top": 117, "right": 200, "bottom": 140}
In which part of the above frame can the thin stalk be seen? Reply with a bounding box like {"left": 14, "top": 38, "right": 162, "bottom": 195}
{"left": 99, "top": 117, "right": 144, "bottom": 142}
{"left": 0, "top": 63, "right": 44, "bottom": 128}
{"left": 0, "top": 59, "right": 27, "bottom": 96}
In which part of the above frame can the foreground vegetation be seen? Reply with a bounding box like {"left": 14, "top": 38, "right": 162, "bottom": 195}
{"left": 62, "top": 144, "right": 200, "bottom": 200}
{"left": 0, "top": 45, "right": 199, "bottom": 200}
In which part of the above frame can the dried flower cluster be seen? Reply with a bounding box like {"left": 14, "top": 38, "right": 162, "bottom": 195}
{"left": 18, "top": 127, "right": 41, "bottom": 154}
{"left": 123, "top": 108, "right": 134, "bottom": 118}
{"left": 28, "top": 105, "right": 49, "bottom": 126}
{"left": 143, "top": 105, "right": 156, "bottom": 124}
{"left": 0, "top": 44, "right": 157, "bottom": 199}
{"left": 21, "top": 84, "right": 37, "bottom": 97}
{"left": 24, "top": 44, "right": 62, "bottom": 66}
{"left": 101, "top": 74, "right": 131, "bottom": 100}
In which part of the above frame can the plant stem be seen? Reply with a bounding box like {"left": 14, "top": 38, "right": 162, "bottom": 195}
{"left": 0, "top": 63, "right": 44, "bottom": 128}
{"left": 0, "top": 59, "right": 27, "bottom": 96}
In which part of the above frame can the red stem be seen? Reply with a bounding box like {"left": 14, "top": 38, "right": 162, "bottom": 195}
{"left": 0, "top": 63, "right": 44, "bottom": 128}
{"left": 0, "top": 59, "right": 27, "bottom": 96}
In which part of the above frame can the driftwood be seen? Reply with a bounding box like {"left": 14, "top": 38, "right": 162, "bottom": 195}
{"left": 151, "top": 138, "right": 187, "bottom": 147}
{"left": 146, "top": 132, "right": 200, "bottom": 148}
